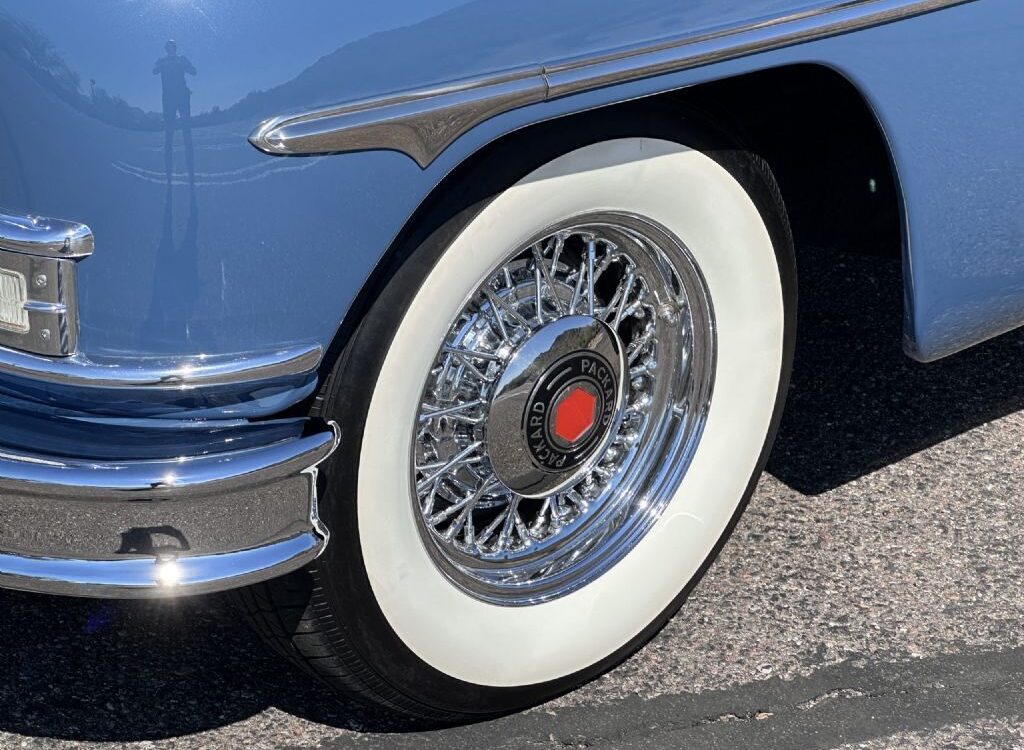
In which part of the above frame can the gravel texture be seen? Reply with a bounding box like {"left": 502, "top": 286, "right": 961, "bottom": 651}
{"left": 1, "top": 249, "right": 1023, "bottom": 749}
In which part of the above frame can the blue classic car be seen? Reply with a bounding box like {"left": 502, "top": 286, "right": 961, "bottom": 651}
{"left": 0, "top": 0, "right": 1019, "bottom": 721}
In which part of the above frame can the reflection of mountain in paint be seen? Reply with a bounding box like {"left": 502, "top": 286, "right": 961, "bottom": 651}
{"left": 0, "top": 0, "right": 808, "bottom": 131}
{"left": 217, "top": 0, "right": 695, "bottom": 123}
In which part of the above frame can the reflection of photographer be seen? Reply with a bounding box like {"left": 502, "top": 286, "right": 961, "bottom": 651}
{"left": 153, "top": 40, "right": 196, "bottom": 184}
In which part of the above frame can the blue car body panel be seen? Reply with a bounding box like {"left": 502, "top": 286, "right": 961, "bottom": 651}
{"left": 0, "top": 0, "right": 1021, "bottom": 399}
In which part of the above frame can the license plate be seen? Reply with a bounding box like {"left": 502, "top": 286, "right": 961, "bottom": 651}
{"left": 0, "top": 268, "right": 30, "bottom": 334}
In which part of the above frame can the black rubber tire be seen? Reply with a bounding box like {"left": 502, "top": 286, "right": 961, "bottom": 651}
{"left": 232, "top": 104, "right": 797, "bottom": 724}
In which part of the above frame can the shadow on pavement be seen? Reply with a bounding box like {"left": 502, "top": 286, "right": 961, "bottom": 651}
{"left": 0, "top": 590, "right": 408, "bottom": 741}
{"left": 767, "top": 247, "right": 1024, "bottom": 495}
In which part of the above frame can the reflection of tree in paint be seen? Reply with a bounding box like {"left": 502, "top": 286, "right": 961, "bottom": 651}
{"left": 2, "top": 0, "right": 814, "bottom": 132}
{"left": 153, "top": 40, "right": 195, "bottom": 185}
{"left": 0, "top": 10, "right": 202, "bottom": 133}
{"left": 0, "top": 9, "right": 160, "bottom": 130}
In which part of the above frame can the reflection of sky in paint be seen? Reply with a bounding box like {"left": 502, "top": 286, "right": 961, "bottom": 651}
{"left": 5, "top": 0, "right": 466, "bottom": 113}
{"left": 2, "top": 0, "right": 823, "bottom": 115}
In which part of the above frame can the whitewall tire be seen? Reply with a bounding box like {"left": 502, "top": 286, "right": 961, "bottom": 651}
{"left": 235, "top": 110, "right": 796, "bottom": 722}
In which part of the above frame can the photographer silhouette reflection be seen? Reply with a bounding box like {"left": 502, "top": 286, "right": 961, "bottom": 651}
{"left": 145, "top": 40, "right": 201, "bottom": 348}
{"left": 153, "top": 39, "right": 196, "bottom": 185}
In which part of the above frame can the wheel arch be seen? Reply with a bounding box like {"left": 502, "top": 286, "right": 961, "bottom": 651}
{"left": 308, "top": 63, "right": 906, "bottom": 401}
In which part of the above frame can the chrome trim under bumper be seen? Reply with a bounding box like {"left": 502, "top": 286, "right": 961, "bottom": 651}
{"left": 249, "top": 0, "right": 973, "bottom": 167}
{"left": 0, "top": 342, "right": 324, "bottom": 420}
{"left": 0, "top": 342, "right": 323, "bottom": 389}
{"left": 0, "top": 421, "right": 339, "bottom": 598}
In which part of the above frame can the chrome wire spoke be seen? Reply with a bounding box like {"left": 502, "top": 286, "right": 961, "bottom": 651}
{"left": 483, "top": 287, "right": 533, "bottom": 334}
{"left": 440, "top": 475, "right": 498, "bottom": 541}
{"left": 415, "top": 441, "right": 483, "bottom": 492}
{"left": 480, "top": 290, "right": 513, "bottom": 343}
{"left": 475, "top": 498, "right": 513, "bottom": 550}
{"left": 419, "top": 398, "right": 486, "bottom": 424}
{"left": 442, "top": 345, "right": 503, "bottom": 363}
{"left": 532, "top": 242, "right": 566, "bottom": 317}
{"left": 586, "top": 239, "right": 597, "bottom": 315}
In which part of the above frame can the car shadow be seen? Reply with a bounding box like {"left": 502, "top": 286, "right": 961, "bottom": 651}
{"left": 0, "top": 589, "right": 413, "bottom": 741}
{"left": 767, "top": 246, "right": 1024, "bottom": 495}
{"left": 0, "top": 248, "right": 1023, "bottom": 742}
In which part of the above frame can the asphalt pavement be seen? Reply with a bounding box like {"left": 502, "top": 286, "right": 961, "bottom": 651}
{"left": 2, "top": 247, "right": 1024, "bottom": 750}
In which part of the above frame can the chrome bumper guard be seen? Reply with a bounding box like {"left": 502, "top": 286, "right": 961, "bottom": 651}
{"left": 0, "top": 421, "right": 339, "bottom": 598}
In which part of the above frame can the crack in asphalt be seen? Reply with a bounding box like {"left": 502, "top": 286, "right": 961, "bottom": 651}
{"left": 317, "top": 647, "right": 1024, "bottom": 750}
{"left": 795, "top": 687, "right": 873, "bottom": 711}
{"left": 688, "top": 688, "right": 874, "bottom": 729}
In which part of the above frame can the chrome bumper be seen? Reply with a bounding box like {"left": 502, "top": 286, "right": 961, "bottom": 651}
{"left": 0, "top": 421, "right": 339, "bottom": 598}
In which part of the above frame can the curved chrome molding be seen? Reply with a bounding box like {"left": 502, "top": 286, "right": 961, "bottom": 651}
{"left": 0, "top": 422, "right": 340, "bottom": 598}
{"left": 250, "top": 67, "right": 546, "bottom": 168}
{"left": 0, "top": 533, "right": 323, "bottom": 599}
{"left": 249, "top": 0, "right": 972, "bottom": 167}
{"left": 0, "top": 342, "right": 322, "bottom": 389}
{"left": 0, "top": 426, "right": 338, "bottom": 499}
{"left": 0, "top": 210, "right": 94, "bottom": 259}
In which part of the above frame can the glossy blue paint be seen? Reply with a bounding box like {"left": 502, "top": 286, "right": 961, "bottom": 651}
{"left": 0, "top": 0, "right": 829, "bottom": 362}
{"left": 0, "top": 0, "right": 1020, "bottom": 417}
{"left": 822, "top": 1, "right": 1024, "bottom": 360}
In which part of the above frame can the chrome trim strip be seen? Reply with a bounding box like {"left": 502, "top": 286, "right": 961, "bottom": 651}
{"left": 249, "top": 0, "right": 973, "bottom": 167}
{"left": 0, "top": 422, "right": 340, "bottom": 597}
{"left": 0, "top": 532, "right": 323, "bottom": 598}
{"left": 0, "top": 427, "right": 338, "bottom": 499}
{"left": 0, "top": 342, "right": 323, "bottom": 388}
{"left": 0, "top": 210, "right": 94, "bottom": 259}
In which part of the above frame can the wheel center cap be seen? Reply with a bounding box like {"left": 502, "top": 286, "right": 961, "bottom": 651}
{"left": 523, "top": 350, "right": 617, "bottom": 472}
{"left": 488, "top": 316, "right": 625, "bottom": 498}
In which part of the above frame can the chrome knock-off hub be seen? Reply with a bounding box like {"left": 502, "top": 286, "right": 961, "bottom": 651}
{"left": 488, "top": 316, "right": 625, "bottom": 498}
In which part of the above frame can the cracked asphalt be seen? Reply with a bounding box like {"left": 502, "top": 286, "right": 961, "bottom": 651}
{"left": 2, "top": 247, "right": 1024, "bottom": 750}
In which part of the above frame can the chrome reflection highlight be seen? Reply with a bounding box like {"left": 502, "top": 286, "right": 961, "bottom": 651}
{"left": 0, "top": 534, "right": 323, "bottom": 599}
{"left": 412, "top": 213, "right": 716, "bottom": 604}
{"left": 155, "top": 558, "right": 182, "bottom": 587}
{"left": 0, "top": 342, "right": 323, "bottom": 420}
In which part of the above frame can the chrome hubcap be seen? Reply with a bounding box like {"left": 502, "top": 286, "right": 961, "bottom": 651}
{"left": 412, "top": 212, "right": 716, "bottom": 604}
{"left": 488, "top": 315, "right": 625, "bottom": 498}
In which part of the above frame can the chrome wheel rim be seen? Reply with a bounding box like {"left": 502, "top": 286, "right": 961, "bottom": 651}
{"left": 412, "top": 212, "right": 716, "bottom": 605}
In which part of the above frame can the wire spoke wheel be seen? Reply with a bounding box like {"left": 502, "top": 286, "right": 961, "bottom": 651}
{"left": 236, "top": 131, "right": 795, "bottom": 719}
{"left": 413, "top": 212, "right": 716, "bottom": 604}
